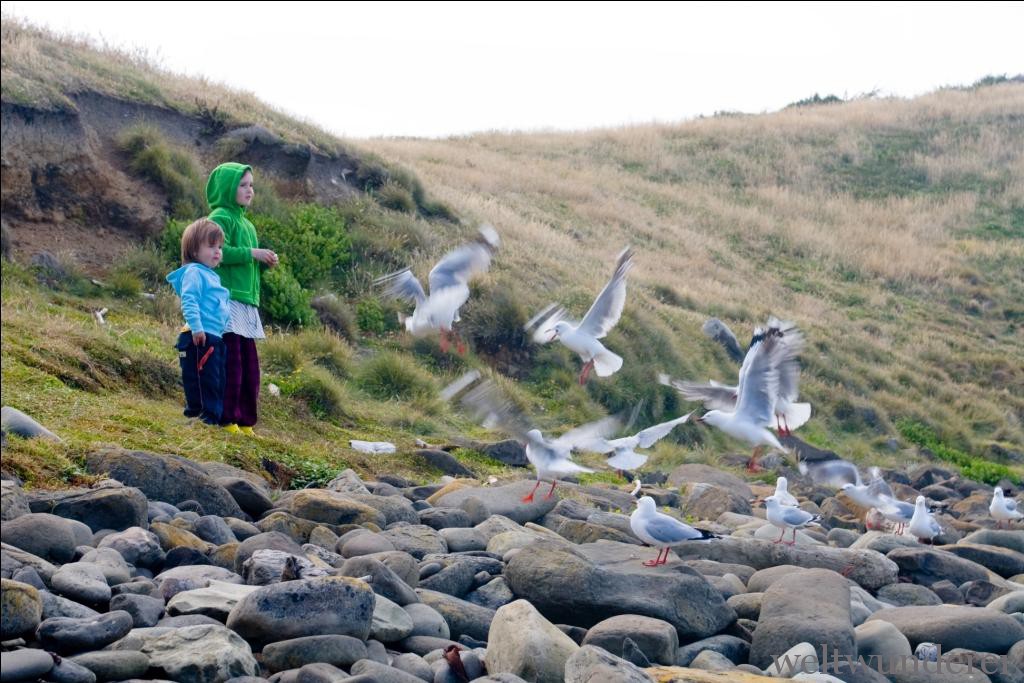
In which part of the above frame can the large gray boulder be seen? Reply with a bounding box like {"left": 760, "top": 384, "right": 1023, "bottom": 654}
{"left": 670, "top": 536, "right": 899, "bottom": 591}
{"left": 505, "top": 540, "right": 734, "bottom": 639}
{"left": 226, "top": 576, "right": 375, "bottom": 646}
{"left": 867, "top": 605, "right": 1024, "bottom": 654}
{"left": 486, "top": 600, "right": 580, "bottom": 683}
{"left": 887, "top": 547, "right": 991, "bottom": 587}
{"left": 749, "top": 568, "right": 855, "bottom": 669}
{"left": 85, "top": 448, "right": 242, "bottom": 517}
{"left": 34, "top": 486, "right": 149, "bottom": 532}
{"left": 434, "top": 481, "right": 560, "bottom": 525}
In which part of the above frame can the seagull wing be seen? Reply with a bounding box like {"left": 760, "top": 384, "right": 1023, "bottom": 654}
{"left": 577, "top": 247, "right": 633, "bottom": 339}
{"left": 374, "top": 268, "right": 426, "bottom": 306}
{"left": 554, "top": 414, "right": 623, "bottom": 451}
{"left": 524, "top": 304, "right": 577, "bottom": 344}
{"left": 428, "top": 242, "right": 492, "bottom": 292}
{"left": 644, "top": 513, "right": 702, "bottom": 543}
{"left": 665, "top": 379, "right": 738, "bottom": 411}
{"left": 634, "top": 412, "right": 693, "bottom": 448}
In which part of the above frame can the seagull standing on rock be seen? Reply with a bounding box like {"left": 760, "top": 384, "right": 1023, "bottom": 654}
{"left": 773, "top": 476, "right": 800, "bottom": 507}
{"left": 908, "top": 495, "right": 941, "bottom": 544}
{"left": 762, "top": 494, "right": 821, "bottom": 545}
{"left": 526, "top": 247, "right": 633, "bottom": 384}
{"left": 990, "top": 487, "right": 1021, "bottom": 528}
{"left": 630, "top": 496, "right": 718, "bottom": 566}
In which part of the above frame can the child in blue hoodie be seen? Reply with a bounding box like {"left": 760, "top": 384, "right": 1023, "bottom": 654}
{"left": 166, "top": 219, "right": 231, "bottom": 425}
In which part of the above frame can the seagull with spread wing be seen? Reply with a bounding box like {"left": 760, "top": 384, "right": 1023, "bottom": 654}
{"left": 684, "top": 319, "right": 803, "bottom": 471}
{"left": 375, "top": 224, "right": 499, "bottom": 354}
{"left": 585, "top": 412, "right": 693, "bottom": 474}
{"left": 525, "top": 247, "right": 633, "bottom": 384}
{"left": 446, "top": 372, "right": 620, "bottom": 503}
{"left": 664, "top": 320, "right": 811, "bottom": 436}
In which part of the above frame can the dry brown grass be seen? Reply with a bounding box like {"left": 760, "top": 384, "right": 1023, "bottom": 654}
{"left": 362, "top": 84, "right": 1024, "bottom": 461}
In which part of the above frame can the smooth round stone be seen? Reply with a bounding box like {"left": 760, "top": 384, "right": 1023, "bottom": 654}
{"left": 36, "top": 610, "right": 134, "bottom": 654}
{"left": 51, "top": 562, "right": 112, "bottom": 605}
{"left": 341, "top": 532, "right": 397, "bottom": 558}
{"left": 261, "top": 635, "right": 368, "bottom": 673}
{"left": 404, "top": 602, "right": 450, "bottom": 639}
{"left": 193, "top": 516, "right": 237, "bottom": 546}
{"left": 0, "top": 648, "right": 55, "bottom": 681}
{"left": 2, "top": 579, "right": 43, "bottom": 638}
{"left": 391, "top": 652, "right": 433, "bottom": 682}
{"left": 69, "top": 651, "right": 152, "bottom": 681}
{"left": 109, "top": 593, "right": 165, "bottom": 628}
{"left": 44, "top": 657, "right": 96, "bottom": 683}
{"left": 80, "top": 548, "right": 132, "bottom": 586}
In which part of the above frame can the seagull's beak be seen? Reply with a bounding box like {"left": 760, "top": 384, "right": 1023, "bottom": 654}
{"left": 548, "top": 331, "right": 559, "bottom": 341}
{"left": 695, "top": 415, "right": 706, "bottom": 425}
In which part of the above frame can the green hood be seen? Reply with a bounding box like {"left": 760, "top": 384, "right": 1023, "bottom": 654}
{"left": 205, "top": 162, "right": 252, "bottom": 212}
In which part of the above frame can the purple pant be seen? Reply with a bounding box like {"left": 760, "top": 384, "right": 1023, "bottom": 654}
{"left": 222, "top": 333, "right": 260, "bottom": 427}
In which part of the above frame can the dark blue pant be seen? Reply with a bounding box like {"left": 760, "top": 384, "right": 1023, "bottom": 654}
{"left": 176, "top": 332, "right": 225, "bottom": 425}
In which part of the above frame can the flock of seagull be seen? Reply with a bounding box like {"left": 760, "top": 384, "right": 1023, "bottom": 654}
{"left": 376, "top": 226, "right": 1021, "bottom": 567}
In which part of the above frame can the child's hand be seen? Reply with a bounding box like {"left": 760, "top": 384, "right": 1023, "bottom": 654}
{"left": 192, "top": 331, "right": 207, "bottom": 346}
{"left": 251, "top": 248, "right": 279, "bottom": 268}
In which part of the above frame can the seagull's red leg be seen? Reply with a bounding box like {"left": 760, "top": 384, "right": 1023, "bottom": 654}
{"left": 773, "top": 527, "right": 785, "bottom": 544}
{"left": 522, "top": 480, "right": 541, "bottom": 503}
{"left": 579, "top": 360, "right": 594, "bottom": 385}
{"left": 544, "top": 479, "right": 558, "bottom": 500}
{"left": 747, "top": 446, "right": 765, "bottom": 472}
{"left": 782, "top": 415, "right": 791, "bottom": 436}
{"left": 439, "top": 330, "right": 450, "bottom": 353}
{"left": 644, "top": 547, "right": 665, "bottom": 567}
{"left": 453, "top": 330, "right": 467, "bottom": 355}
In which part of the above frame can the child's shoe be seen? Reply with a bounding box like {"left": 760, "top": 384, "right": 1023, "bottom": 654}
{"left": 223, "top": 423, "right": 242, "bottom": 434}
{"left": 240, "top": 426, "right": 256, "bottom": 437}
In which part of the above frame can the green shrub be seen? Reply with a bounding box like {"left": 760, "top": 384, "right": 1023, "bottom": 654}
{"left": 261, "top": 266, "right": 314, "bottom": 327}
{"left": 161, "top": 219, "right": 188, "bottom": 266}
{"left": 896, "top": 418, "right": 1020, "bottom": 484}
{"left": 357, "top": 297, "right": 398, "bottom": 335}
{"left": 258, "top": 204, "right": 351, "bottom": 289}
{"left": 356, "top": 352, "right": 435, "bottom": 401}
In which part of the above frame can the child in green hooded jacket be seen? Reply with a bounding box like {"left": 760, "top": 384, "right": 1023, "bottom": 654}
{"left": 205, "top": 162, "right": 279, "bottom": 435}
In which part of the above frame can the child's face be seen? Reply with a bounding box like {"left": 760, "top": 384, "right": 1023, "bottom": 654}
{"left": 236, "top": 171, "right": 254, "bottom": 207}
{"left": 196, "top": 240, "right": 223, "bottom": 269}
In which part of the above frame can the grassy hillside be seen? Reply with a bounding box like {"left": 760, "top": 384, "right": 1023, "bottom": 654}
{"left": 362, "top": 87, "right": 1024, "bottom": 476}
{"left": 2, "top": 19, "right": 1021, "bottom": 488}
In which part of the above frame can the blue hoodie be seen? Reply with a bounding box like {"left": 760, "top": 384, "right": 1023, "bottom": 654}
{"left": 166, "top": 263, "right": 230, "bottom": 336}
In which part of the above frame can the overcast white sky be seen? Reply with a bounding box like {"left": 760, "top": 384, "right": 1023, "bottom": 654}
{"left": 6, "top": 1, "right": 1023, "bottom": 138}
